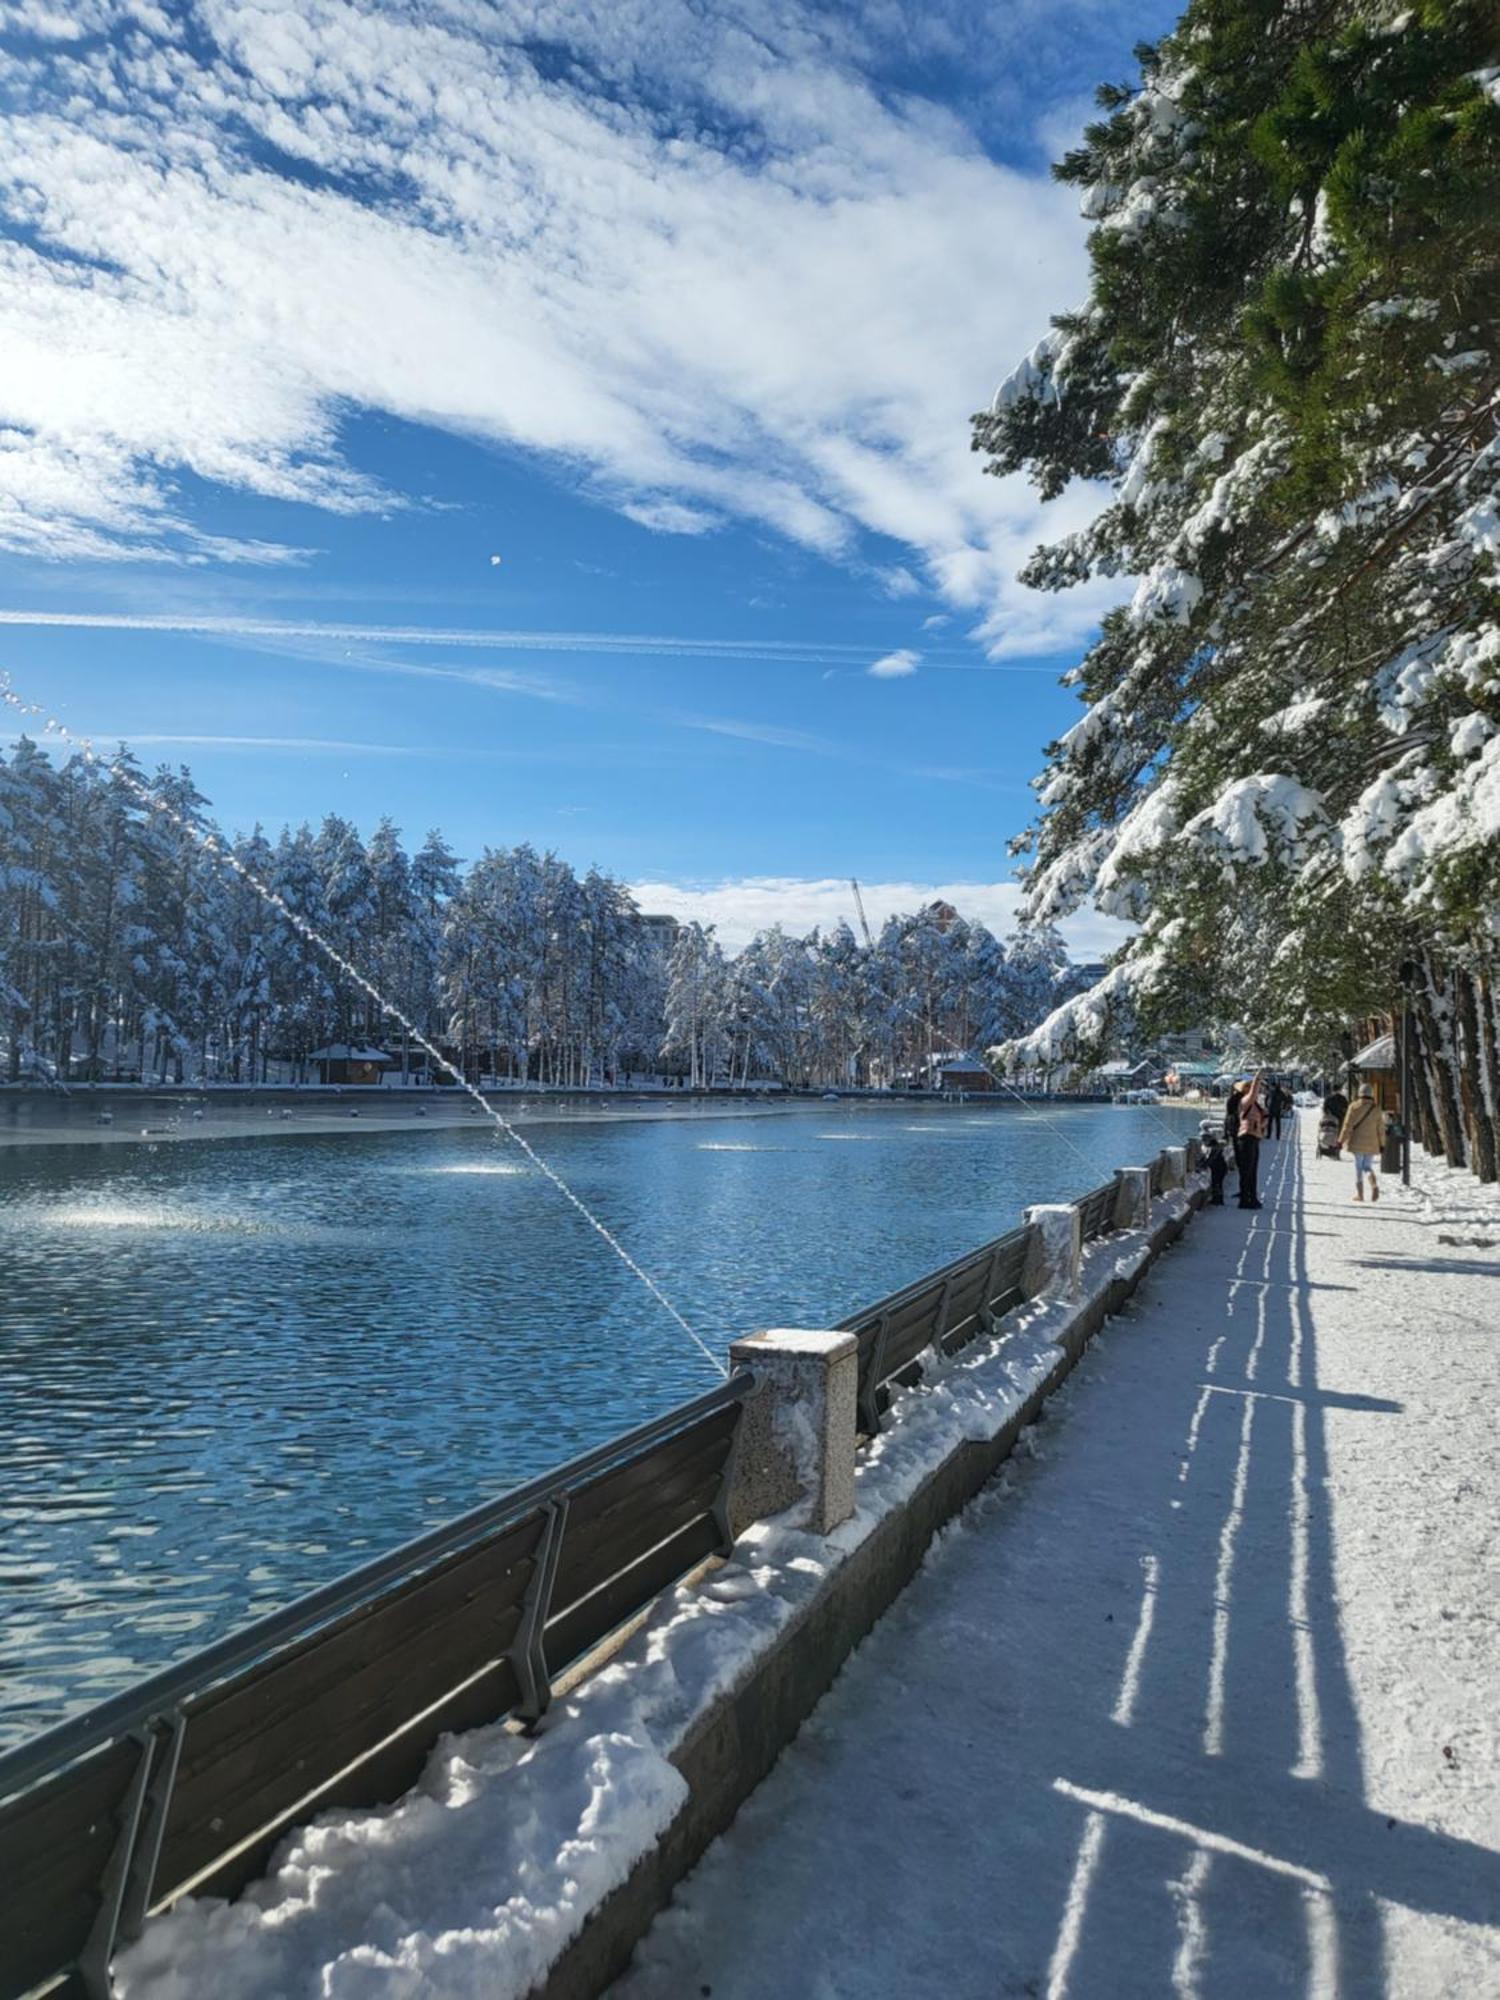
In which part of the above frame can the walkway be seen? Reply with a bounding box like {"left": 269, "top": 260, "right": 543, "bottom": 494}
{"left": 614, "top": 1123, "right": 1500, "bottom": 1998}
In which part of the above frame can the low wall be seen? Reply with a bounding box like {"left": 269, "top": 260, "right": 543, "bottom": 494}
{"left": 538, "top": 1179, "right": 1204, "bottom": 1999}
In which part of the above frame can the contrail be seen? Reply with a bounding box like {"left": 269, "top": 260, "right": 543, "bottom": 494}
{"left": 0, "top": 608, "right": 1063, "bottom": 671}
{"left": 0, "top": 610, "right": 889, "bottom": 664}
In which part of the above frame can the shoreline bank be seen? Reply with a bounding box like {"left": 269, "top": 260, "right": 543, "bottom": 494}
{"left": 0, "top": 1094, "right": 806, "bottom": 1152}
{"left": 0, "top": 1087, "right": 1135, "bottom": 1153}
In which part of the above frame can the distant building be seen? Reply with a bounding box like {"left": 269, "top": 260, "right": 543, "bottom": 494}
{"left": 931, "top": 1053, "right": 998, "bottom": 1093}
{"left": 635, "top": 912, "right": 681, "bottom": 948}
{"left": 1096, "top": 1057, "right": 1155, "bottom": 1088}
{"left": 1163, "top": 1060, "right": 1221, "bottom": 1096}
{"left": 307, "top": 1044, "right": 394, "bottom": 1086}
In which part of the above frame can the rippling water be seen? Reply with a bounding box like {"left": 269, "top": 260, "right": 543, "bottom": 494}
{"left": 0, "top": 1097, "right": 1197, "bottom": 1745}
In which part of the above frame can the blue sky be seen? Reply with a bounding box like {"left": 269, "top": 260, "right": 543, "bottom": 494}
{"left": 0, "top": 0, "right": 1177, "bottom": 951}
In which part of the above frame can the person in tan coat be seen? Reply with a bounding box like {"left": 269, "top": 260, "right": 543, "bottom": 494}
{"left": 1339, "top": 1084, "right": 1387, "bottom": 1202}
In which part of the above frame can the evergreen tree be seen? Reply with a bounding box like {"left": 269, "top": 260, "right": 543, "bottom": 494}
{"left": 976, "top": 0, "right": 1500, "bottom": 1172}
{"left": 0, "top": 740, "right": 1083, "bottom": 1096}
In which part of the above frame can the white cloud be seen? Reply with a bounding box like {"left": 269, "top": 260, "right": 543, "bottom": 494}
{"left": 627, "top": 875, "right": 1133, "bottom": 958}
{"left": 868, "top": 648, "right": 920, "bottom": 679}
{"left": 0, "top": 1, "right": 1120, "bottom": 653}
{"left": 617, "top": 499, "right": 720, "bottom": 536}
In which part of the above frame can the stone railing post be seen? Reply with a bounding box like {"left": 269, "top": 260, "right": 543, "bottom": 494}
{"left": 725, "top": 1330, "right": 857, "bottom": 1537}
{"left": 1112, "top": 1166, "right": 1151, "bottom": 1232}
{"left": 1021, "top": 1204, "right": 1082, "bottom": 1303}
{"left": 1161, "top": 1145, "right": 1188, "bottom": 1190}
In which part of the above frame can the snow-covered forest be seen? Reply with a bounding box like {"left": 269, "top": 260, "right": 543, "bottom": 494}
{"left": 977, "top": 0, "right": 1500, "bottom": 1180}
{"left": 0, "top": 738, "right": 1075, "bottom": 1089}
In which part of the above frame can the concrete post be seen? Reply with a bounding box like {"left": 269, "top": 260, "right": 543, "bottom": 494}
{"left": 1161, "top": 1145, "right": 1188, "bottom": 1191}
{"left": 724, "top": 1330, "right": 858, "bottom": 1537}
{"left": 1112, "top": 1166, "right": 1151, "bottom": 1232}
{"left": 1021, "top": 1203, "right": 1082, "bottom": 1302}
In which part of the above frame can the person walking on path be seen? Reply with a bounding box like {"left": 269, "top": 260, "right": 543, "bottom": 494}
{"left": 1339, "top": 1083, "right": 1387, "bottom": 1202}
{"left": 1269, "top": 1079, "right": 1287, "bottom": 1140}
{"left": 1227, "top": 1072, "right": 1268, "bottom": 1209}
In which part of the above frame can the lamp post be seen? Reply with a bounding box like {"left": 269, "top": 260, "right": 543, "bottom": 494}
{"left": 1398, "top": 960, "right": 1418, "bottom": 1188}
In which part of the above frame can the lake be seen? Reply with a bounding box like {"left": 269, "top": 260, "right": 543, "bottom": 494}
{"left": 0, "top": 1096, "right": 1199, "bottom": 1745}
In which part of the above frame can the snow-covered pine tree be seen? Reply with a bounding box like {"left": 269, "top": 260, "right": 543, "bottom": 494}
{"left": 662, "top": 922, "right": 728, "bottom": 1089}
{"left": 0, "top": 739, "right": 64, "bottom": 1080}
{"left": 977, "top": 0, "right": 1500, "bottom": 1174}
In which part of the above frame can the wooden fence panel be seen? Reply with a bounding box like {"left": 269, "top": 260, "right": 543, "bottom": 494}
{"left": 545, "top": 1405, "right": 739, "bottom": 1673}
{"left": 0, "top": 1739, "right": 141, "bottom": 2000}
{"left": 155, "top": 1509, "right": 547, "bottom": 1894}
{"left": 0, "top": 1377, "right": 753, "bottom": 2000}
{"left": 1077, "top": 1178, "right": 1120, "bottom": 1242}
{"left": 546, "top": 1513, "right": 725, "bottom": 1675}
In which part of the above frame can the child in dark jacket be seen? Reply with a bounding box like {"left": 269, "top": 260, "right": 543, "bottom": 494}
{"left": 1200, "top": 1122, "right": 1230, "bottom": 1205}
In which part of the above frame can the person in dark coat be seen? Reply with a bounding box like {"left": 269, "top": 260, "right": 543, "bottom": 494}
{"left": 1200, "top": 1120, "right": 1230, "bottom": 1204}
{"left": 1323, "top": 1085, "right": 1349, "bottom": 1158}
{"left": 1269, "top": 1080, "right": 1287, "bottom": 1140}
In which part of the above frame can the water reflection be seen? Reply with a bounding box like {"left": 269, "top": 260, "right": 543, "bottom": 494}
{"left": 0, "top": 1099, "right": 1196, "bottom": 1743}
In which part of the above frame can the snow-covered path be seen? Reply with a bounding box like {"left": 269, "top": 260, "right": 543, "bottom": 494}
{"left": 615, "top": 1123, "right": 1500, "bottom": 1999}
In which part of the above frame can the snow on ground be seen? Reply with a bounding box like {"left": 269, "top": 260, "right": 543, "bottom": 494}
{"left": 1405, "top": 1144, "right": 1500, "bottom": 1259}
{"left": 614, "top": 1123, "right": 1500, "bottom": 2000}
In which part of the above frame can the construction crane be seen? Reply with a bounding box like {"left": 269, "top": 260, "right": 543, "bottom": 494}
{"left": 850, "top": 877, "right": 874, "bottom": 949}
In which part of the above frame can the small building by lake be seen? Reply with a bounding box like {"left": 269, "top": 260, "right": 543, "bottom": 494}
{"left": 1095, "top": 1057, "right": 1155, "bottom": 1090}
{"left": 306, "top": 1044, "right": 395, "bottom": 1087}
{"left": 931, "top": 1054, "right": 998, "bottom": 1093}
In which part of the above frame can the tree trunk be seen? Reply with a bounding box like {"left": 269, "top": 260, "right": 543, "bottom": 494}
{"left": 1416, "top": 958, "right": 1467, "bottom": 1167}
{"left": 1406, "top": 1009, "right": 1441, "bottom": 1154}
{"left": 1473, "top": 959, "right": 1500, "bottom": 1183}
{"left": 1454, "top": 966, "right": 1498, "bottom": 1182}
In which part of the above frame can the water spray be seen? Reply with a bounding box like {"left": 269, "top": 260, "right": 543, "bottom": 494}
{"left": 0, "top": 676, "right": 728, "bottom": 1381}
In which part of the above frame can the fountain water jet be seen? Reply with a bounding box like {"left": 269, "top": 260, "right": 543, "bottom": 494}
{"left": 0, "top": 675, "right": 728, "bottom": 1380}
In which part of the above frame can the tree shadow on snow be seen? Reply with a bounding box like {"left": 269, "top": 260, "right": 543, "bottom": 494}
{"left": 613, "top": 1138, "right": 1498, "bottom": 2000}
{"left": 1352, "top": 1253, "right": 1500, "bottom": 1280}
{"left": 994, "top": 1134, "right": 1500, "bottom": 1999}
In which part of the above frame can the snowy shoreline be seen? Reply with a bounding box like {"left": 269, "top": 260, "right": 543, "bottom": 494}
{"left": 0, "top": 1095, "right": 801, "bottom": 1152}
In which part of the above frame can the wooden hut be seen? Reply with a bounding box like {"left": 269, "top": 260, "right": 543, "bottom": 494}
{"left": 932, "top": 1054, "right": 998, "bottom": 1094}
{"left": 307, "top": 1044, "right": 394, "bottom": 1087}
{"left": 1351, "top": 1031, "right": 1399, "bottom": 1113}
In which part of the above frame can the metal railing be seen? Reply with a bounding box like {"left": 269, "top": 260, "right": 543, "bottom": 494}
{"left": 838, "top": 1148, "right": 1182, "bottom": 1435}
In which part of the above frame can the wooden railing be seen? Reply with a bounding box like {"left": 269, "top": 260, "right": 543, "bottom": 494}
{"left": 839, "top": 1226, "right": 1033, "bottom": 1435}
{"left": 0, "top": 1378, "right": 750, "bottom": 2000}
